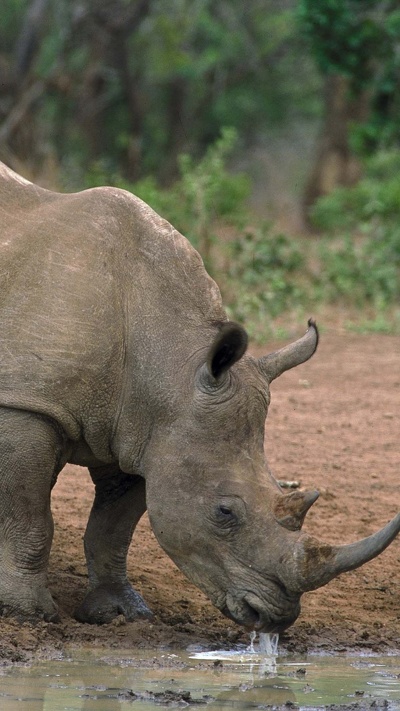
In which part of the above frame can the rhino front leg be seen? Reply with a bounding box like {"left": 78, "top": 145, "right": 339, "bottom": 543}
{"left": 0, "top": 409, "right": 65, "bottom": 621}
{"left": 75, "top": 464, "right": 152, "bottom": 624}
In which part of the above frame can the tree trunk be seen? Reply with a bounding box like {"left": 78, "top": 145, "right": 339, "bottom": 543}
{"left": 302, "top": 74, "right": 371, "bottom": 226}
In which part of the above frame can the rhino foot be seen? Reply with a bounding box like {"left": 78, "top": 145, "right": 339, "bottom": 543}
{"left": 0, "top": 587, "right": 60, "bottom": 623}
{"left": 74, "top": 582, "right": 153, "bottom": 625}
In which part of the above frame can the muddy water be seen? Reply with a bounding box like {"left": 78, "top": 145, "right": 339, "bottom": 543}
{"left": 1, "top": 648, "right": 400, "bottom": 710}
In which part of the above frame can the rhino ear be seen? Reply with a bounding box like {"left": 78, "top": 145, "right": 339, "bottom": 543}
{"left": 206, "top": 322, "right": 248, "bottom": 380}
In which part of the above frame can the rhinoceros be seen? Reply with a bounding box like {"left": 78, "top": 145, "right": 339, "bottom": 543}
{"left": 0, "top": 161, "right": 399, "bottom": 632}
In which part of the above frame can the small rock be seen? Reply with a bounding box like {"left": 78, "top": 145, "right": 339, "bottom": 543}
{"left": 277, "top": 480, "right": 300, "bottom": 489}
{"left": 299, "top": 379, "right": 311, "bottom": 388}
{"left": 302, "top": 684, "right": 315, "bottom": 693}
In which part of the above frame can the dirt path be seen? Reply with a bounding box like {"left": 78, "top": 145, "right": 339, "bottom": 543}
{"left": 0, "top": 329, "right": 399, "bottom": 664}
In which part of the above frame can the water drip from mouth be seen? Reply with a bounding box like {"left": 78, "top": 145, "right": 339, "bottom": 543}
{"left": 189, "top": 630, "right": 279, "bottom": 667}
{"left": 247, "top": 630, "right": 279, "bottom": 656}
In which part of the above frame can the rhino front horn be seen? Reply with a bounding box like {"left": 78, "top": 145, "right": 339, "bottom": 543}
{"left": 293, "top": 512, "right": 400, "bottom": 593}
{"left": 258, "top": 319, "right": 318, "bottom": 383}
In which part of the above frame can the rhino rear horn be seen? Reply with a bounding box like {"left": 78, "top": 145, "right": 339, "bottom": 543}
{"left": 293, "top": 512, "right": 400, "bottom": 593}
{"left": 258, "top": 319, "right": 318, "bottom": 383}
{"left": 275, "top": 489, "right": 319, "bottom": 531}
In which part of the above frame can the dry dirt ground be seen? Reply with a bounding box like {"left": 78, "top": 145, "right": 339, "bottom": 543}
{"left": 0, "top": 328, "right": 399, "bottom": 665}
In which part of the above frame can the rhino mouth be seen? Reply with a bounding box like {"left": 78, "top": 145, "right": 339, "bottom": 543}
{"left": 221, "top": 591, "right": 300, "bottom": 633}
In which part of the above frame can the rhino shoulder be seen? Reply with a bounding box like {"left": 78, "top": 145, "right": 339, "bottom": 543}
{"left": 0, "top": 161, "right": 33, "bottom": 187}
{"left": 81, "top": 185, "right": 226, "bottom": 321}
{"left": 84, "top": 185, "right": 193, "bottom": 253}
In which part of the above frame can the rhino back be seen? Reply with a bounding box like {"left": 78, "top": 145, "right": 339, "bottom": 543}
{"left": 0, "top": 163, "right": 225, "bottom": 454}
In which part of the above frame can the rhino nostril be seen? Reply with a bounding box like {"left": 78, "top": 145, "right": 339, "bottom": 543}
{"left": 242, "top": 598, "right": 262, "bottom": 627}
{"left": 222, "top": 597, "right": 262, "bottom": 628}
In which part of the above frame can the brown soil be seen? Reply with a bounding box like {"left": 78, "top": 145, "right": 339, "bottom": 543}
{"left": 0, "top": 329, "right": 399, "bottom": 664}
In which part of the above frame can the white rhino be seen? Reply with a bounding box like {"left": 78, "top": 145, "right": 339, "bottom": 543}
{"left": 0, "top": 161, "right": 398, "bottom": 631}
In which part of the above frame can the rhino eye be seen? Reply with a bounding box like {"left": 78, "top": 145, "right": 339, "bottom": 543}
{"left": 219, "top": 505, "right": 232, "bottom": 516}
{"left": 214, "top": 504, "right": 237, "bottom": 530}
{"left": 212, "top": 497, "right": 245, "bottom": 531}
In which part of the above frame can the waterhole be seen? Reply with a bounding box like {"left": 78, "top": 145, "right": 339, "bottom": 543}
{"left": 1, "top": 636, "right": 400, "bottom": 710}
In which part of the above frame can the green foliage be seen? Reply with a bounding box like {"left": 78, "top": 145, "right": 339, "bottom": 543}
{"left": 0, "top": 0, "right": 30, "bottom": 53}
{"left": 2, "top": 0, "right": 321, "bottom": 181}
{"left": 168, "top": 128, "right": 251, "bottom": 263}
{"left": 226, "top": 225, "right": 306, "bottom": 338}
{"left": 126, "top": 0, "right": 319, "bottom": 175}
{"left": 298, "top": 0, "right": 390, "bottom": 89}
{"left": 313, "top": 150, "right": 400, "bottom": 230}
{"left": 311, "top": 150, "right": 400, "bottom": 308}
{"left": 298, "top": 0, "right": 400, "bottom": 154}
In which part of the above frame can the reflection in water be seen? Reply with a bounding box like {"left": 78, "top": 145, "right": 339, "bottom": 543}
{"left": 0, "top": 662, "right": 124, "bottom": 711}
{"left": 0, "top": 649, "right": 400, "bottom": 710}
{"left": 191, "top": 630, "right": 280, "bottom": 676}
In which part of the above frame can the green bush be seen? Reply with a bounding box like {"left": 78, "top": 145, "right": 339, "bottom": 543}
{"left": 312, "top": 150, "right": 400, "bottom": 309}
{"left": 225, "top": 224, "right": 307, "bottom": 339}
{"left": 312, "top": 151, "right": 400, "bottom": 229}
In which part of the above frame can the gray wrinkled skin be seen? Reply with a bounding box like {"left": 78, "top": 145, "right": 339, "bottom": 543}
{"left": 0, "top": 162, "right": 399, "bottom": 631}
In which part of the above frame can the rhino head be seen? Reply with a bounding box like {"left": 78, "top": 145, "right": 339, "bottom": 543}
{"left": 145, "top": 320, "right": 400, "bottom": 632}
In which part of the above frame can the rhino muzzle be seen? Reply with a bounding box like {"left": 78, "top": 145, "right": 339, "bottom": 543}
{"left": 221, "top": 588, "right": 301, "bottom": 634}
{"left": 273, "top": 489, "right": 400, "bottom": 597}
{"left": 220, "top": 495, "right": 400, "bottom": 633}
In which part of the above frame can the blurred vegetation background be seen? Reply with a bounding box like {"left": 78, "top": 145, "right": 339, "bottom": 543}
{"left": 1, "top": 0, "right": 400, "bottom": 338}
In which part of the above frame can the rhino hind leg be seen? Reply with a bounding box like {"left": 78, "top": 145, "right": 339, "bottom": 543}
{"left": 75, "top": 465, "right": 152, "bottom": 624}
{"left": 0, "top": 409, "right": 65, "bottom": 622}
